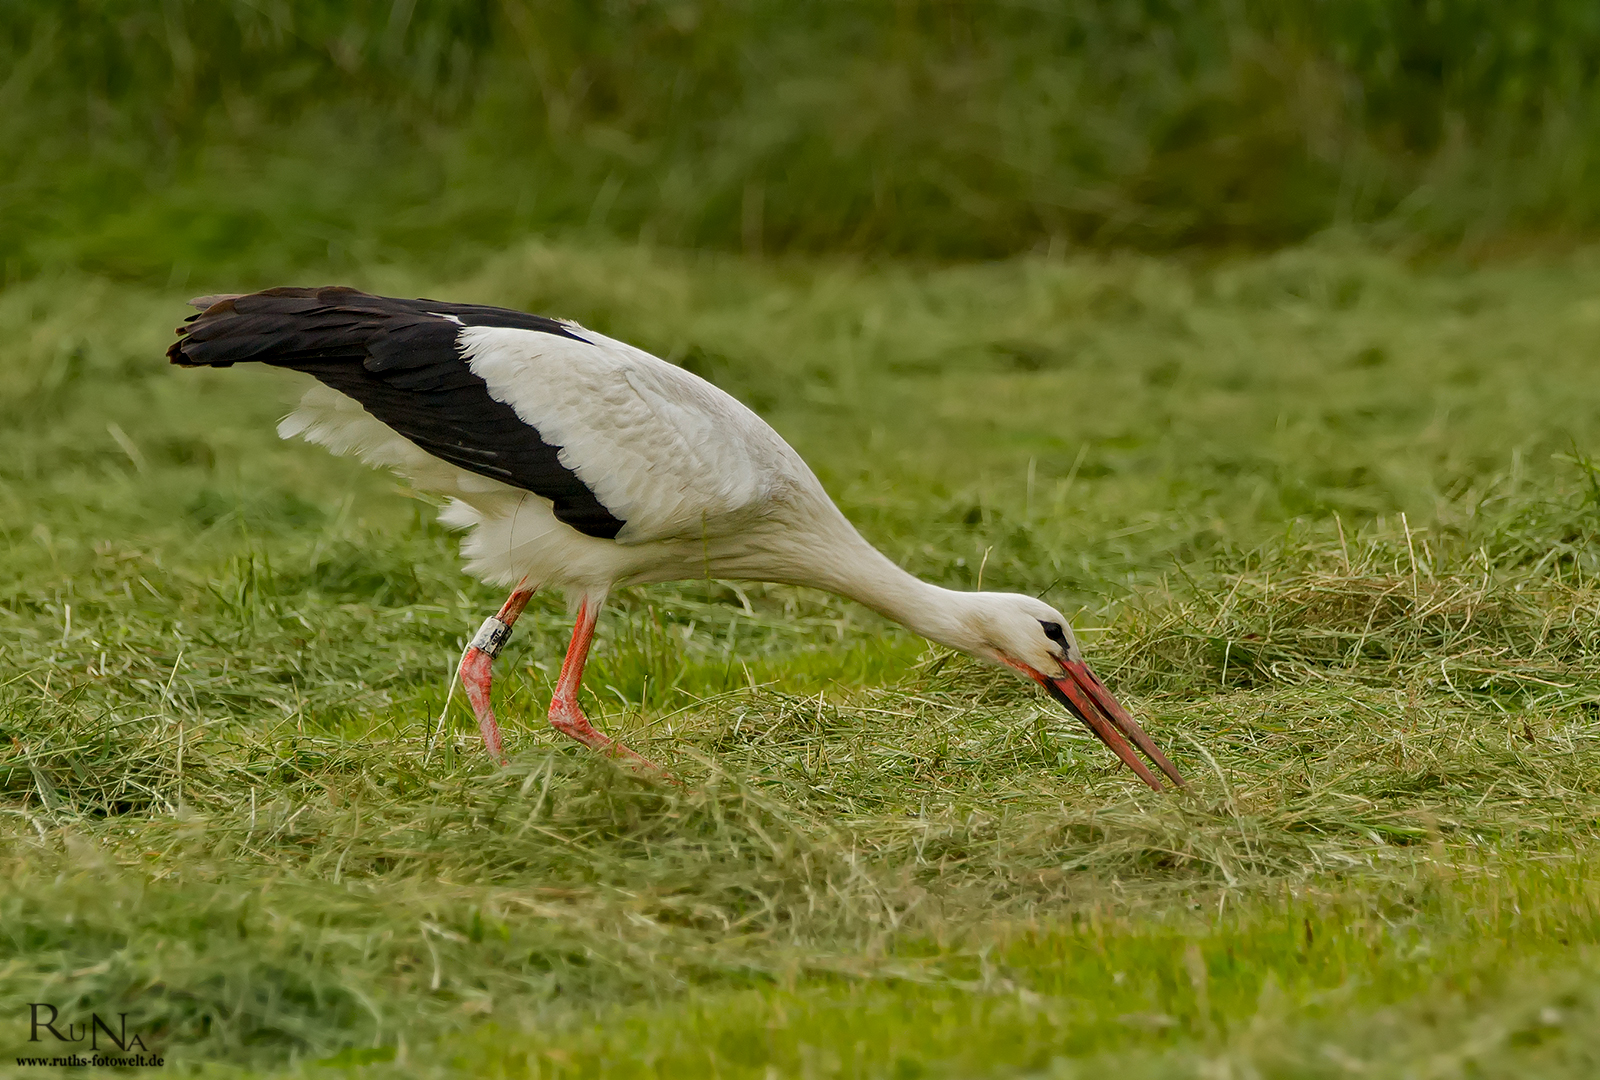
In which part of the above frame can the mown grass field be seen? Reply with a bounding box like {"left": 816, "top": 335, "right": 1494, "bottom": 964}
{"left": 3, "top": 241, "right": 1600, "bottom": 1076}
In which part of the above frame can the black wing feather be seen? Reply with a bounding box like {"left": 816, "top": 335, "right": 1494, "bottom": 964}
{"left": 167, "top": 286, "right": 626, "bottom": 540}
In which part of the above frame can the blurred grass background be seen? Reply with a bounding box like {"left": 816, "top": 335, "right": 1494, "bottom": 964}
{"left": 11, "top": 0, "right": 1600, "bottom": 284}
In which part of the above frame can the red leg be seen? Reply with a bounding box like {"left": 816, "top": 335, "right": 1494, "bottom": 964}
{"left": 548, "top": 598, "right": 666, "bottom": 774}
{"left": 459, "top": 583, "right": 534, "bottom": 764}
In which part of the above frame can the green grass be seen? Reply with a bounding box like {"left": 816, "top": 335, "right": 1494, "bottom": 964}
{"left": 14, "top": 0, "right": 1600, "bottom": 278}
{"left": 5, "top": 241, "right": 1600, "bottom": 1075}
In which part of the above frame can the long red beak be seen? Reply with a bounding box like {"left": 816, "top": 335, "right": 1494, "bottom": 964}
{"left": 1033, "top": 659, "right": 1186, "bottom": 791}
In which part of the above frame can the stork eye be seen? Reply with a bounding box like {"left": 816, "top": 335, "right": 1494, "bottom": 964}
{"left": 1039, "top": 621, "right": 1069, "bottom": 649}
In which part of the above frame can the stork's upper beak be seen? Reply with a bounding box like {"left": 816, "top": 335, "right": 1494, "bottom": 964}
{"left": 1030, "top": 659, "right": 1186, "bottom": 791}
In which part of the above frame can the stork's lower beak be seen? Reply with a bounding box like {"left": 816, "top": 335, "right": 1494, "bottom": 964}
{"left": 1036, "top": 660, "right": 1186, "bottom": 791}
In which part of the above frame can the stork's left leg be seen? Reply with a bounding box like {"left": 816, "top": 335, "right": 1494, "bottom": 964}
{"left": 459, "top": 582, "right": 535, "bottom": 764}
{"left": 548, "top": 598, "right": 664, "bottom": 773}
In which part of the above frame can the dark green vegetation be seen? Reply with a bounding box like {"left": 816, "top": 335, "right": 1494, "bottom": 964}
{"left": 4, "top": 244, "right": 1600, "bottom": 1075}
{"left": 12, "top": 0, "right": 1600, "bottom": 281}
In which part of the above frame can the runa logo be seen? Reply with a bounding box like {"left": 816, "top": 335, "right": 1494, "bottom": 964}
{"left": 27, "top": 1004, "right": 150, "bottom": 1052}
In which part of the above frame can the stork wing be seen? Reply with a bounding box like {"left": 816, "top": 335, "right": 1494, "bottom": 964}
{"left": 170, "top": 287, "right": 629, "bottom": 538}
{"left": 457, "top": 324, "right": 795, "bottom": 545}
{"left": 170, "top": 287, "right": 799, "bottom": 545}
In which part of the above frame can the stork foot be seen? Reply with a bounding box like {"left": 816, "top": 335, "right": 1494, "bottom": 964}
{"left": 549, "top": 695, "right": 670, "bottom": 779}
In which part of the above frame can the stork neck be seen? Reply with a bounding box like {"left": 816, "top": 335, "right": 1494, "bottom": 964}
{"left": 803, "top": 527, "right": 982, "bottom": 654}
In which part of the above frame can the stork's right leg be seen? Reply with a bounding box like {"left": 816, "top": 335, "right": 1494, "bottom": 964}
{"left": 459, "top": 583, "right": 534, "bottom": 764}
{"left": 548, "top": 598, "right": 666, "bottom": 775}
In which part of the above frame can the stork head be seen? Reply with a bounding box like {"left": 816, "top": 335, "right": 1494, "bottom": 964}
{"left": 958, "top": 593, "right": 1186, "bottom": 792}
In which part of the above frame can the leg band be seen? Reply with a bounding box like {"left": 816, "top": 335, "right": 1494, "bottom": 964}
{"left": 469, "top": 616, "right": 513, "bottom": 659}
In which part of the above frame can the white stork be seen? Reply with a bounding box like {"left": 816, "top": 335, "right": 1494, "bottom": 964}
{"left": 168, "top": 287, "right": 1185, "bottom": 791}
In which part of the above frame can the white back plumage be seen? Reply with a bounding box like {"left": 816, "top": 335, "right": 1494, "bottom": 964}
{"left": 279, "top": 318, "right": 832, "bottom": 591}
{"left": 459, "top": 325, "right": 807, "bottom": 544}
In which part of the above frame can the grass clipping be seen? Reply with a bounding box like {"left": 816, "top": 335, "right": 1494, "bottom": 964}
{"left": 4, "top": 483, "right": 1600, "bottom": 1064}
